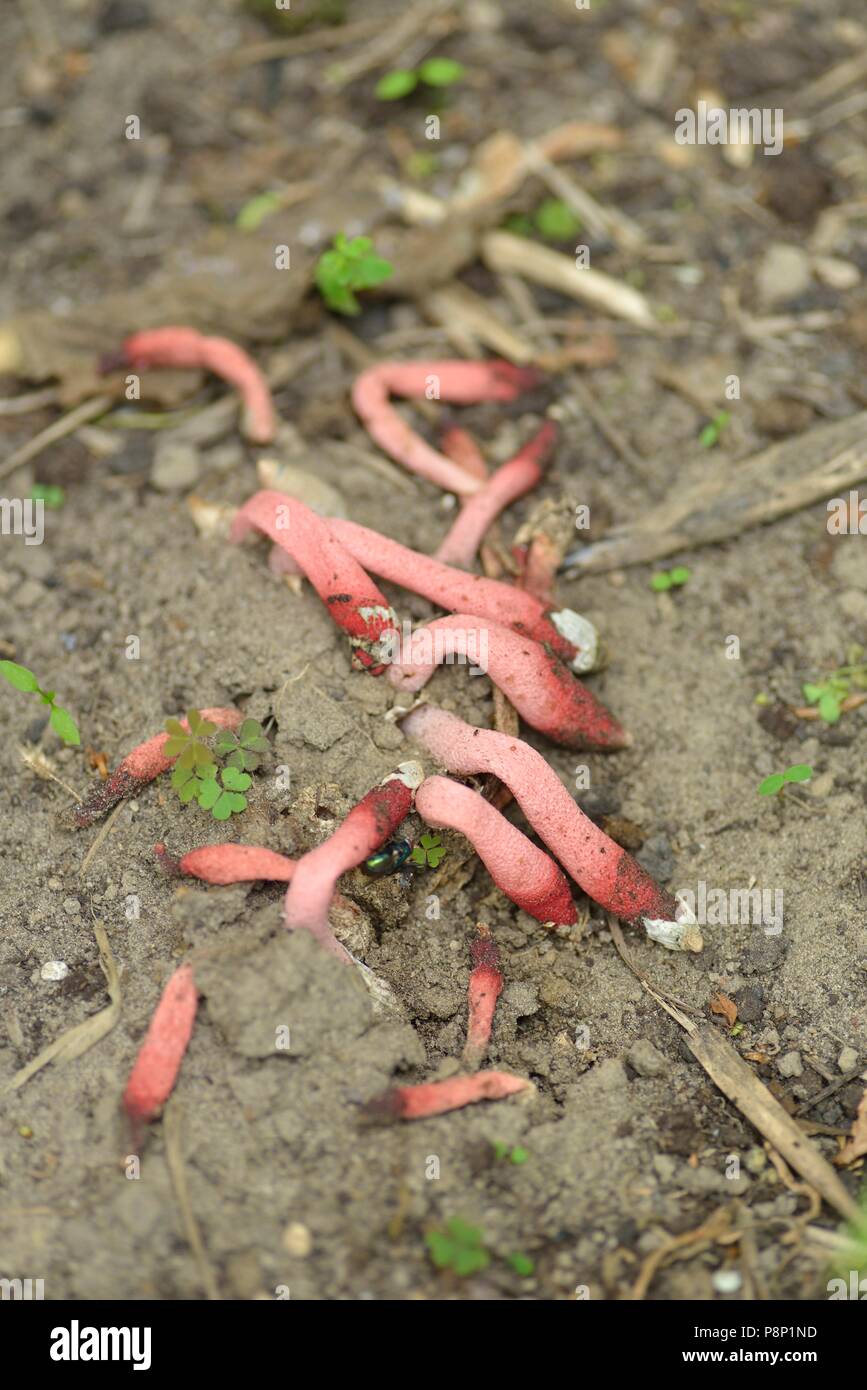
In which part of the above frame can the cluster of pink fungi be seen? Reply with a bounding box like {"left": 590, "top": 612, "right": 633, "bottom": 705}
{"left": 77, "top": 332, "right": 696, "bottom": 1136}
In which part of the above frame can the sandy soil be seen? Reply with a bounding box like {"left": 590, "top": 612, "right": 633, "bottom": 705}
{"left": 1, "top": 0, "right": 865, "bottom": 1301}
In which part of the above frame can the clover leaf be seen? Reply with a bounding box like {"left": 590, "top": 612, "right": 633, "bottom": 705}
{"left": 214, "top": 717, "right": 269, "bottom": 772}
{"left": 410, "top": 831, "right": 446, "bottom": 868}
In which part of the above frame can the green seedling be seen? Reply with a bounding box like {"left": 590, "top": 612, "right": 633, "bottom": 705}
{"left": 196, "top": 765, "right": 252, "bottom": 821}
{"left": 426, "top": 1219, "right": 490, "bottom": 1277}
{"left": 409, "top": 832, "right": 446, "bottom": 868}
{"left": 165, "top": 710, "right": 267, "bottom": 820}
{"left": 425, "top": 1218, "right": 535, "bottom": 1280}
{"left": 699, "top": 410, "right": 731, "bottom": 448}
{"left": 375, "top": 57, "right": 465, "bottom": 101}
{"left": 315, "top": 233, "right": 394, "bottom": 316}
{"left": 214, "top": 717, "right": 269, "bottom": 771}
{"left": 502, "top": 199, "right": 582, "bottom": 243}
{"left": 802, "top": 648, "right": 867, "bottom": 724}
{"left": 533, "top": 198, "right": 582, "bottom": 241}
{"left": 30, "top": 483, "right": 65, "bottom": 509}
{"left": 758, "top": 764, "right": 812, "bottom": 797}
{"left": 650, "top": 566, "right": 691, "bottom": 592}
{"left": 0, "top": 661, "right": 80, "bottom": 745}
{"left": 236, "top": 190, "right": 284, "bottom": 232}
{"left": 492, "top": 1141, "right": 529, "bottom": 1165}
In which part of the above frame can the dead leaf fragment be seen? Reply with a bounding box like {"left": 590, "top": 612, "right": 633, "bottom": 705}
{"left": 710, "top": 992, "right": 738, "bottom": 1027}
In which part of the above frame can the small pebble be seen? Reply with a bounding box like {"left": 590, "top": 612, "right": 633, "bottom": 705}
{"left": 15, "top": 579, "right": 44, "bottom": 610}
{"left": 150, "top": 441, "right": 201, "bottom": 493}
{"left": 63, "top": 897, "right": 81, "bottom": 916}
{"left": 41, "top": 960, "right": 69, "bottom": 982}
{"left": 838, "top": 1046, "right": 858, "bottom": 1073}
{"left": 281, "top": 1222, "right": 313, "bottom": 1258}
{"left": 777, "top": 1050, "right": 803, "bottom": 1078}
{"left": 712, "top": 1269, "right": 742, "bottom": 1294}
{"left": 627, "top": 1038, "right": 667, "bottom": 1078}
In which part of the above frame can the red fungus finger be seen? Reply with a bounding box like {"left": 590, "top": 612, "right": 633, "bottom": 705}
{"left": 73, "top": 707, "right": 241, "bottom": 827}
{"left": 387, "top": 614, "right": 627, "bottom": 750}
{"left": 402, "top": 705, "right": 702, "bottom": 951}
{"left": 325, "top": 516, "right": 599, "bottom": 672}
{"left": 167, "top": 842, "right": 296, "bottom": 885}
{"left": 231, "top": 491, "right": 397, "bottom": 673}
{"left": 122, "top": 962, "right": 198, "bottom": 1141}
{"left": 518, "top": 533, "right": 562, "bottom": 606}
{"left": 352, "top": 360, "right": 541, "bottom": 496}
{"left": 284, "top": 761, "right": 423, "bottom": 957}
{"left": 415, "top": 776, "right": 576, "bottom": 924}
{"left": 435, "top": 422, "right": 558, "bottom": 569}
{"left": 463, "top": 927, "right": 504, "bottom": 1070}
{"left": 103, "top": 326, "right": 277, "bottom": 444}
{"left": 367, "top": 1069, "right": 532, "bottom": 1120}
{"left": 440, "top": 425, "right": 488, "bottom": 481}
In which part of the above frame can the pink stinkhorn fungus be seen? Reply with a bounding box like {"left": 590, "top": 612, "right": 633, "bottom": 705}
{"left": 402, "top": 706, "right": 702, "bottom": 951}
{"left": 387, "top": 615, "right": 627, "bottom": 750}
{"left": 415, "top": 776, "right": 576, "bottom": 924}
{"left": 123, "top": 961, "right": 198, "bottom": 1140}
{"left": 351, "top": 360, "right": 542, "bottom": 496}
{"left": 101, "top": 326, "right": 277, "bottom": 444}
{"left": 366, "top": 1070, "right": 533, "bottom": 1120}
{"left": 462, "top": 927, "right": 504, "bottom": 1070}
{"left": 439, "top": 425, "right": 488, "bottom": 482}
{"left": 73, "top": 707, "right": 241, "bottom": 827}
{"left": 160, "top": 841, "right": 296, "bottom": 885}
{"left": 230, "top": 491, "right": 397, "bottom": 673}
{"left": 435, "top": 422, "right": 558, "bottom": 569}
{"left": 325, "top": 517, "right": 599, "bottom": 672}
{"left": 283, "top": 761, "right": 424, "bottom": 958}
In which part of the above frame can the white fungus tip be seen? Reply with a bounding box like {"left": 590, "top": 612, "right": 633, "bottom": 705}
{"left": 384, "top": 760, "right": 424, "bottom": 790}
{"left": 550, "top": 608, "right": 599, "bottom": 673}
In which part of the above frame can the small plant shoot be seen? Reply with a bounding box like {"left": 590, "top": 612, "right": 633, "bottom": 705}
{"left": 0, "top": 661, "right": 80, "bottom": 745}
{"left": 758, "top": 764, "right": 813, "bottom": 797}
{"left": 409, "top": 831, "right": 446, "bottom": 868}
{"left": 650, "top": 566, "right": 691, "bottom": 592}
{"left": 375, "top": 57, "right": 465, "bottom": 101}
{"left": 315, "top": 233, "right": 394, "bottom": 315}
{"left": 164, "top": 710, "right": 267, "bottom": 820}
{"left": 802, "top": 650, "right": 867, "bottom": 723}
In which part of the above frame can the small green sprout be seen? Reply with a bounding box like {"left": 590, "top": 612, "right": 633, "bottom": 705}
{"left": 502, "top": 200, "right": 582, "bottom": 242}
{"left": 650, "top": 566, "right": 691, "bottom": 592}
{"left": 0, "top": 661, "right": 80, "bottom": 745}
{"left": 375, "top": 57, "right": 465, "bottom": 100}
{"left": 235, "top": 190, "right": 284, "bottom": 232}
{"left": 314, "top": 233, "right": 394, "bottom": 316}
{"left": 699, "top": 410, "right": 731, "bottom": 449}
{"left": 375, "top": 69, "right": 418, "bottom": 100}
{"left": 758, "top": 764, "right": 813, "bottom": 797}
{"left": 196, "top": 765, "right": 252, "bottom": 821}
{"left": 534, "top": 198, "right": 582, "bottom": 241}
{"left": 164, "top": 710, "right": 268, "bottom": 820}
{"left": 214, "top": 717, "right": 269, "bottom": 772}
{"left": 425, "top": 1219, "right": 490, "bottom": 1277}
{"left": 164, "top": 710, "right": 217, "bottom": 775}
{"left": 30, "top": 483, "right": 65, "bottom": 509}
{"left": 417, "top": 57, "right": 465, "bottom": 88}
{"left": 506, "top": 1252, "right": 535, "bottom": 1277}
{"left": 492, "top": 1141, "right": 529, "bottom": 1165}
{"left": 802, "top": 650, "right": 867, "bottom": 724}
{"left": 409, "top": 832, "right": 446, "bottom": 868}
